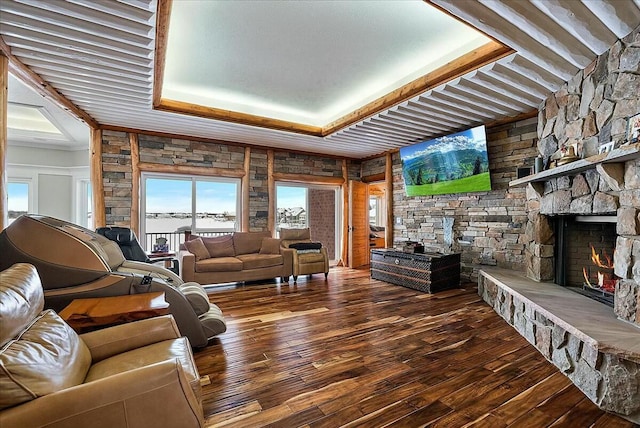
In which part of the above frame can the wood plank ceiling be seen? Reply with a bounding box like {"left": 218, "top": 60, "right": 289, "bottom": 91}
{"left": 1, "top": 0, "right": 639, "bottom": 159}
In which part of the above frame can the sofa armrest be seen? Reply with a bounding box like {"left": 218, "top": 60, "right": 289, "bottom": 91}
{"left": 80, "top": 315, "right": 181, "bottom": 363}
{"left": 0, "top": 360, "right": 203, "bottom": 428}
{"left": 179, "top": 250, "right": 196, "bottom": 282}
{"left": 280, "top": 247, "right": 294, "bottom": 277}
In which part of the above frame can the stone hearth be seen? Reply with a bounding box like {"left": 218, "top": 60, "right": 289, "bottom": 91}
{"left": 479, "top": 269, "right": 640, "bottom": 423}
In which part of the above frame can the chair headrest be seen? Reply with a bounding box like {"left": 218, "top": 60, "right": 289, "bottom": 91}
{"left": 96, "top": 227, "right": 136, "bottom": 245}
{"left": 0, "top": 263, "right": 44, "bottom": 345}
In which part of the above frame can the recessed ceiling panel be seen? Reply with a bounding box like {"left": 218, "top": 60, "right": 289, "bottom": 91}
{"left": 163, "top": 0, "right": 490, "bottom": 126}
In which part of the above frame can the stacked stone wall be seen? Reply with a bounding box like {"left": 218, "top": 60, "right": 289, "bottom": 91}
{"left": 392, "top": 118, "right": 537, "bottom": 281}
{"left": 528, "top": 25, "right": 640, "bottom": 326}
{"left": 101, "top": 130, "right": 132, "bottom": 226}
{"left": 101, "top": 134, "right": 351, "bottom": 234}
{"left": 274, "top": 152, "right": 343, "bottom": 177}
{"left": 249, "top": 149, "right": 269, "bottom": 231}
{"left": 361, "top": 156, "right": 385, "bottom": 178}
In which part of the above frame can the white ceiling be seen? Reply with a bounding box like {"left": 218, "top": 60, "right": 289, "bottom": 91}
{"left": 7, "top": 74, "right": 90, "bottom": 151}
{"left": 163, "top": 1, "right": 489, "bottom": 126}
{"left": 1, "top": 0, "right": 639, "bottom": 159}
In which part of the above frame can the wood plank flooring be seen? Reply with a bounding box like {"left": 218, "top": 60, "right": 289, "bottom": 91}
{"left": 196, "top": 267, "right": 635, "bottom": 428}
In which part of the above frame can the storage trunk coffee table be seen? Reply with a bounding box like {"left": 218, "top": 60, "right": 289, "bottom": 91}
{"left": 370, "top": 249, "right": 461, "bottom": 293}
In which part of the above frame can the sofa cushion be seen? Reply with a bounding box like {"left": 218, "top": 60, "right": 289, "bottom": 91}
{"left": 298, "top": 252, "right": 326, "bottom": 263}
{"left": 195, "top": 257, "right": 243, "bottom": 272}
{"left": 202, "top": 235, "right": 235, "bottom": 258}
{"left": 233, "top": 231, "right": 271, "bottom": 255}
{"left": 0, "top": 310, "right": 91, "bottom": 410}
{"left": 236, "top": 254, "right": 283, "bottom": 270}
{"left": 259, "top": 237, "right": 281, "bottom": 255}
{"left": 85, "top": 337, "right": 200, "bottom": 399}
{"left": 184, "top": 237, "right": 210, "bottom": 261}
{"left": 0, "top": 263, "right": 45, "bottom": 344}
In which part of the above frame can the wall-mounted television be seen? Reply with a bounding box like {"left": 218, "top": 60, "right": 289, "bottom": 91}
{"left": 400, "top": 125, "right": 491, "bottom": 197}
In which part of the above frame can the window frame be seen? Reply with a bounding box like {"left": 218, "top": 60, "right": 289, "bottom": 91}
{"left": 140, "top": 172, "right": 241, "bottom": 250}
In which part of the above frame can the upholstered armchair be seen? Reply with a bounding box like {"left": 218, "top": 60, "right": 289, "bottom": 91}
{"left": 0, "top": 263, "right": 204, "bottom": 428}
{"left": 279, "top": 228, "right": 329, "bottom": 283}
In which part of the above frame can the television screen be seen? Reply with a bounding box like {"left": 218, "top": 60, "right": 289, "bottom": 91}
{"left": 399, "top": 125, "right": 491, "bottom": 196}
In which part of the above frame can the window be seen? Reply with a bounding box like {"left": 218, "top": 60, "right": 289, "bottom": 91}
{"left": 76, "top": 179, "right": 93, "bottom": 229}
{"left": 276, "top": 186, "right": 307, "bottom": 229}
{"left": 7, "top": 181, "right": 30, "bottom": 225}
{"left": 275, "top": 182, "right": 341, "bottom": 261}
{"left": 141, "top": 174, "right": 239, "bottom": 251}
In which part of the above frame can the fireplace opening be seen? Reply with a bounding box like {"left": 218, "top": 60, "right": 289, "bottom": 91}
{"left": 555, "top": 215, "right": 618, "bottom": 307}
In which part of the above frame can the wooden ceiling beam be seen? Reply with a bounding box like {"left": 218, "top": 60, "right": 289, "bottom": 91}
{"left": 0, "top": 35, "right": 99, "bottom": 129}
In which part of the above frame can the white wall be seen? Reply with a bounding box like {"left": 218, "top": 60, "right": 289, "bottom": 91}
{"left": 38, "top": 174, "right": 73, "bottom": 220}
{"left": 6, "top": 146, "right": 90, "bottom": 225}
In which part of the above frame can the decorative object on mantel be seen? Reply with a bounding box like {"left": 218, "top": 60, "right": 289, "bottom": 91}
{"left": 598, "top": 141, "right": 614, "bottom": 154}
{"left": 509, "top": 142, "right": 640, "bottom": 188}
{"left": 626, "top": 112, "right": 640, "bottom": 145}
{"left": 555, "top": 145, "right": 579, "bottom": 166}
{"left": 534, "top": 156, "right": 543, "bottom": 174}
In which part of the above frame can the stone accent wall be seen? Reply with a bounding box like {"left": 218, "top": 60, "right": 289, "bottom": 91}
{"left": 361, "top": 156, "right": 385, "bottom": 178}
{"left": 392, "top": 118, "right": 537, "bottom": 281}
{"left": 249, "top": 149, "right": 269, "bottom": 231}
{"left": 537, "top": 26, "right": 639, "bottom": 162}
{"left": 138, "top": 135, "right": 245, "bottom": 168}
{"left": 308, "top": 188, "right": 336, "bottom": 259}
{"left": 100, "top": 133, "right": 352, "bottom": 234}
{"left": 528, "top": 25, "right": 640, "bottom": 327}
{"left": 101, "top": 130, "right": 132, "bottom": 226}
{"left": 479, "top": 273, "right": 640, "bottom": 424}
{"left": 274, "top": 152, "right": 343, "bottom": 177}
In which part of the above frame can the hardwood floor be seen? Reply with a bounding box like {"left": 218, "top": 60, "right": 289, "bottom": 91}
{"left": 197, "top": 267, "right": 635, "bottom": 428}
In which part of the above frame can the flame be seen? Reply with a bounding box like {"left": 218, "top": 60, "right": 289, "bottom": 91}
{"left": 590, "top": 245, "right": 613, "bottom": 268}
{"left": 583, "top": 245, "right": 617, "bottom": 292}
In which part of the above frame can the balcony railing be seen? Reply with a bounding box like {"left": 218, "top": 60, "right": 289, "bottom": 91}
{"left": 143, "top": 229, "right": 234, "bottom": 252}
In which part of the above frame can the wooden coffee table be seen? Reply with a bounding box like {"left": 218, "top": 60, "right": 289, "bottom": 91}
{"left": 60, "top": 292, "right": 170, "bottom": 333}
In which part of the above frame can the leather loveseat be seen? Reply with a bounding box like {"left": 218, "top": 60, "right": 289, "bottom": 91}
{"left": 0, "top": 263, "right": 204, "bottom": 428}
{"left": 180, "top": 231, "right": 294, "bottom": 285}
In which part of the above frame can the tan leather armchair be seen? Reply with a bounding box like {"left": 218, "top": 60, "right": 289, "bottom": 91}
{"left": 280, "top": 228, "right": 329, "bottom": 284}
{"left": 0, "top": 263, "right": 204, "bottom": 428}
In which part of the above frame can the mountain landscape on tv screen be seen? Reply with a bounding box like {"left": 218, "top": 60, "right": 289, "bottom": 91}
{"left": 400, "top": 126, "right": 491, "bottom": 196}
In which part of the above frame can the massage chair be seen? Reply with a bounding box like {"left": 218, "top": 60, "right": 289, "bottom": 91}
{"left": 0, "top": 215, "right": 226, "bottom": 348}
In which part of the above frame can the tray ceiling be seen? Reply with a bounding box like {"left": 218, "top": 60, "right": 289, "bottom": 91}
{"left": 1, "top": 0, "right": 639, "bottom": 159}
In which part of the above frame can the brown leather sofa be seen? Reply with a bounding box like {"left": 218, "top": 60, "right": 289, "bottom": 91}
{"left": 0, "top": 263, "right": 204, "bottom": 428}
{"left": 279, "top": 228, "right": 329, "bottom": 283}
{"left": 180, "top": 231, "right": 294, "bottom": 285}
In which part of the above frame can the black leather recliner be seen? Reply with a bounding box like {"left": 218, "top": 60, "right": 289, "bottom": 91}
{"left": 96, "top": 226, "right": 179, "bottom": 274}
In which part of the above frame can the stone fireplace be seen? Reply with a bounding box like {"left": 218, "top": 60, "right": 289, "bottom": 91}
{"left": 555, "top": 215, "right": 618, "bottom": 306}
{"left": 480, "top": 26, "right": 640, "bottom": 423}
{"left": 524, "top": 158, "right": 640, "bottom": 326}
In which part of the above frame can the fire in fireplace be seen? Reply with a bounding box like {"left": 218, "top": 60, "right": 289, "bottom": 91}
{"left": 556, "top": 216, "right": 617, "bottom": 306}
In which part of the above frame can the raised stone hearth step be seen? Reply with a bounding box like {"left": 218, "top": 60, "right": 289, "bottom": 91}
{"left": 479, "top": 268, "right": 640, "bottom": 424}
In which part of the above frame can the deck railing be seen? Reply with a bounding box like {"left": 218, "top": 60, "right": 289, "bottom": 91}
{"left": 143, "top": 229, "right": 234, "bottom": 252}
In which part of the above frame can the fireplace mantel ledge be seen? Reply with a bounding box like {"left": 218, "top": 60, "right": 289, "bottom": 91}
{"left": 509, "top": 142, "right": 640, "bottom": 188}
{"left": 480, "top": 268, "right": 640, "bottom": 361}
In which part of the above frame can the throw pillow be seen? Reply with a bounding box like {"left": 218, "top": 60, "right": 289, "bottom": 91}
{"left": 184, "top": 237, "right": 211, "bottom": 261}
{"left": 202, "top": 235, "right": 235, "bottom": 258}
{"left": 259, "top": 237, "right": 281, "bottom": 254}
